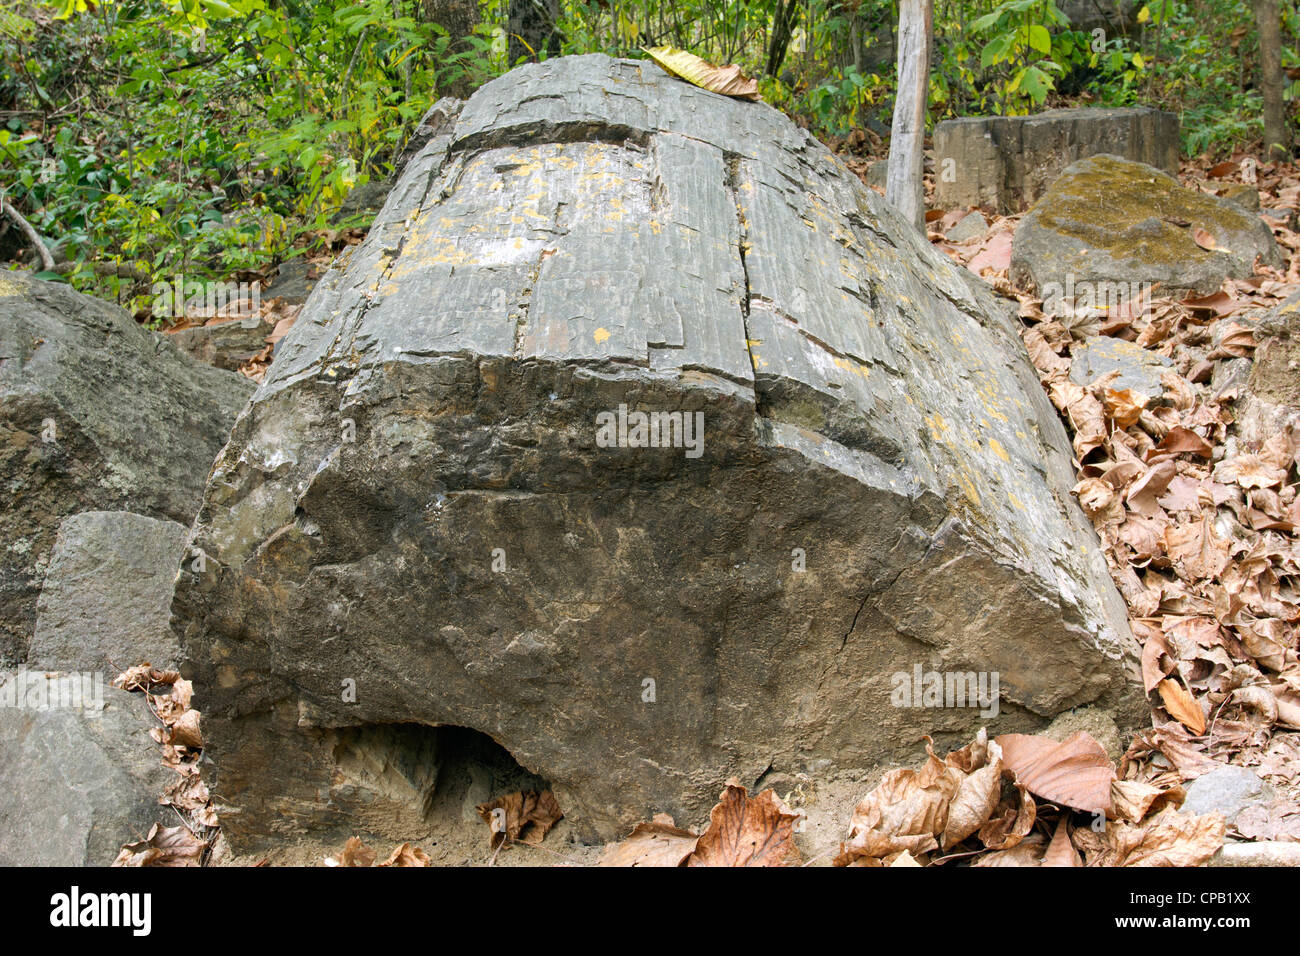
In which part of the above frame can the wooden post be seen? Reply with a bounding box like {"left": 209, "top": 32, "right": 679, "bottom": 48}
{"left": 886, "top": 0, "right": 932, "bottom": 232}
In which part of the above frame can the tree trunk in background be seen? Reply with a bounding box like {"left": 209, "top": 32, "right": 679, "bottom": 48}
{"left": 1252, "top": 0, "right": 1290, "bottom": 162}
{"left": 507, "top": 0, "right": 562, "bottom": 65}
{"left": 886, "top": 0, "right": 931, "bottom": 231}
{"left": 422, "top": 0, "right": 480, "bottom": 98}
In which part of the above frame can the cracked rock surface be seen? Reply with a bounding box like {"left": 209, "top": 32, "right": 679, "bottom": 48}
{"left": 173, "top": 55, "right": 1143, "bottom": 848}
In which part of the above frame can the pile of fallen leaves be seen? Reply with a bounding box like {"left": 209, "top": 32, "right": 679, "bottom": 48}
{"left": 834, "top": 729, "right": 1224, "bottom": 866}
{"left": 911, "top": 151, "right": 1300, "bottom": 851}
{"left": 111, "top": 664, "right": 219, "bottom": 867}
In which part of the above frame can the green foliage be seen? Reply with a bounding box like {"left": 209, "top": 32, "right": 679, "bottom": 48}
{"left": 0, "top": 0, "right": 496, "bottom": 308}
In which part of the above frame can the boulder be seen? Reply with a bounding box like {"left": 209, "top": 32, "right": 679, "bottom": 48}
{"left": 0, "top": 273, "right": 253, "bottom": 665}
{"left": 0, "top": 672, "right": 171, "bottom": 866}
{"left": 934, "top": 108, "right": 1179, "bottom": 214}
{"left": 30, "top": 511, "right": 190, "bottom": 672}
{"left": 1010, "top": 155, "right": 1284, "bottom": 296}
{"left": 172, "top": 54, "right": 1143, "bottom": 850}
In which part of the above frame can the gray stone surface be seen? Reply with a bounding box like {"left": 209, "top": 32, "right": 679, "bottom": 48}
{"left": 1180, "top": 766, "right": 1276, "bottom": 824}
{"left": 0, "top": 673, "right": 171, "bottom": 866}
{"left": 173, "top": 55, "right": 1143, "bottom": 851}
{"left": 30, "top": 511, "right": 189, "bottom": 671}
{"left": 1069, "top": 335, "right": 1173, "bottom": 394}
{"left": 1010, "top": 155, "right": 1285, "bottom": 296}
{"left": 0, "top": 273, "right": 253, "bottom": 665}
{"left": 934, "top": 108, "right": 1179, "bottom": 214}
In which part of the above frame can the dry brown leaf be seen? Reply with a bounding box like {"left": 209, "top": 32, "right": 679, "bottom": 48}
{"left": 835, "top": 747, "right": 962, "bottom": 864}
{"left": 599, "top": 813, "right": 700, "bottom": 867}
{"left": 643, "top": 46, "right": 760, "bottom": 100}
{"left": 166, "top": 709, "right": 203, "bottom": 748}
{"left": 995, "top": 731, "right": 1116, "bottom": 815}
{"left": 688, "top": 783, "right": 801, "bottom": 867}
{"left": 113, "top": 824, "right": 205, "bottom": 867}
{"left": 1111, "top": 779, "right": 1185, "bottom": 822}
{"left": 475, "top": 789, "right": 563, "bottom": 849}
{"left": 1158, "top": 678, "right": 1207, "bottom": 735}
{"left": 378, "top": 842, "right": 432, "bottom": 867}
{"left": 328, "top": 836, "right": 377, "bottom": 867}
{"left": 1042, "top": 816, "right": 1082, "bottom": 867}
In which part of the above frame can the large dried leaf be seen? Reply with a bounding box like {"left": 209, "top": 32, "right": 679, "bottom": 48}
{"left": 835, "top": 747, "right": 963, "bottom": 865}
{"left": 1158, "top": 678, "right": 1207, "bottom": 735}
{"left": 599, "top": 814, "right": 699, "bottom": 867}
{"left": 995, "top": 732, "right": 1115, "bottom": 815}
{"left": 642, "top": 46, "right": 760, "bottom": 100}
{"left": 688, "top": 783, "right": 801, "bottom": 867}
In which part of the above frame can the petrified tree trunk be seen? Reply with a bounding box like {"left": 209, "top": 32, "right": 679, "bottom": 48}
{"left": 886, "top": 0, "right": 931, "bottom": 231}
{"left": 173, "top": 55, "right": 1142, "bottom": 851}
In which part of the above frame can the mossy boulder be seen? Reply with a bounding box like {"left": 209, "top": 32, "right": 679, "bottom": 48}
{"left": 1011, "top": 154, "right": 1284, "bottom": 297}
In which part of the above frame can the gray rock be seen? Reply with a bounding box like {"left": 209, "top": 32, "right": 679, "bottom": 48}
{"left": 934, "top": 108, "right": 1179, "bottom": 214}
{"left": 946, "top": 210, "right": 988, "bottom": 243}
{"left": 1010, "top": 155, "right": 1284, "bottom": 297}
{"left": 1069, "top": 336, "right": 1173, "bottom": 394}
{"left": 168, "top": 314, "right": 275, "bottom": 370}
{"left": 30, "top": 511, "right": 189, "bottom": 672}
{"left": 0, "top": 672, "right": 172, "bottom": 865}
{"left": 0, "top": 273, "right": 253, "bottom": 665}
{"left": 1180, "top": 766, "right": 1276, "bottom": 824}
{"left": 172, "top": 55, "right": 1143, "bottom": 851}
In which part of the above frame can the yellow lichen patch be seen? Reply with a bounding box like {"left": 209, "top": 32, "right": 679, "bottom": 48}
{"left": 833, "top": 356, "right": 869, "bottom": 379}
{"left": 988, "top": 438, "right": 1010, "bottom": 462}
{"left": 0, "top": 275, "right": 22, "bottom": 297}
{"left": 593, "top": 327, "right": 611, "bottom": 344}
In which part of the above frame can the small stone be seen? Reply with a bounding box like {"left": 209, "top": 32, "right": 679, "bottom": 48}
{"left": 1180, "top": 766, "right": 1275, "bottom": 824}
{"left": 1069, "top": 336, "right": 1173, "bottom": 395}
{"left": 946, "top": 211, "right": 988, "bottom": 243}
